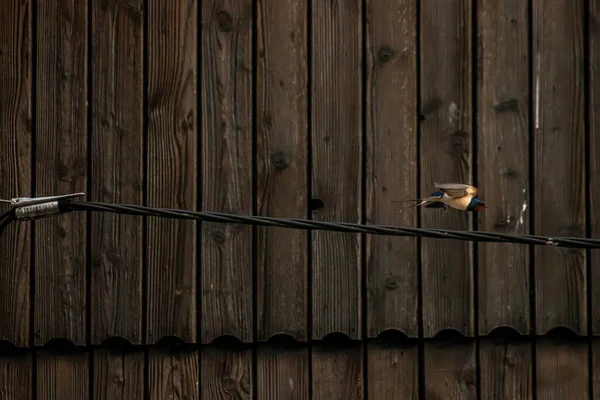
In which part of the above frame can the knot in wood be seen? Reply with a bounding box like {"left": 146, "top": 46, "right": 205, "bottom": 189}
{"left": 270, "top": 151, "right": 290, "bottom": 171}
{"left": 55, "top": 158, "right": 71, "bottom": 182}
{"left": 449, "top": 131, "right": 469, "bottom": 154}
{"left": 384, "top": 277, "right": 398, "bottom": 290}
{"left": 211, "top": 230, "right": 226, "bottom": 244}
{"left": 494, "top": 98, "right": 519, "bottom": 112}
{"left": 377, "top": 46, "right": 393, "bottom": 63}
{"left": 216, "top": 10, "right": 233, "bottom": 32}
{"left": 309, "top": 198, "right": 324, "bottom": 211}
{"left": 222, "top": 377, "right": 238, "bottom": 391}
{"left": 106, "top": 246, "right": 121, "bottom": 264}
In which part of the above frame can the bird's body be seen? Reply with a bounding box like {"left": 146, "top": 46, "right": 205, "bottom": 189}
{"left": 393, "top": 183, "right": 486, "bottom": 213}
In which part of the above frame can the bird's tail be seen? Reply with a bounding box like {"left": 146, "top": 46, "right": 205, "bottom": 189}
{"left": 390, "top": 195, "right": 444, "bottom": 209}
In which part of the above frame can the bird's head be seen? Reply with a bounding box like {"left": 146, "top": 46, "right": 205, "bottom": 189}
{"left": 468, "top": 197, "right": 486, "bottom": 212}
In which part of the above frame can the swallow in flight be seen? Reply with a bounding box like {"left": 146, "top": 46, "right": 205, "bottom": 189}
{"left": 393, "top": 183, "right": 486, "bottom": 215}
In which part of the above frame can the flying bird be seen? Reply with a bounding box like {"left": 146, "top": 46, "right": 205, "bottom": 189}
{"left": 392, "top": 183, "right": 486, "bottom": 214}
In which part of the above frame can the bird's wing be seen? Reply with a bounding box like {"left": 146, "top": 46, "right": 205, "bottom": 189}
{"left": 433, "top": 182, "right": 478, "bottom": 198}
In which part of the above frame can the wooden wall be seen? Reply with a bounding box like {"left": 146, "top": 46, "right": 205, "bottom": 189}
{"left": 0, "top": 0, "right": 597, "bottom": 397}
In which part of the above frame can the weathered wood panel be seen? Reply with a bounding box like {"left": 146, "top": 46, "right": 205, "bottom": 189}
{"left": 477, "top": 0, "right": 530, "bottom": 335}
{"left": 0, "top": 353, "right": 32, "bottom": 399}
{"left": 257, "top": 344, "right": 309, "bottom": 399}
{"left": 146, "top": 0, "right": 197, "bottom": 343}
{"left": 200, "top": 345, "right": 253, "bottom": 398}
{"left": 479, "top": 336, "right": 532, "bottom": 399}
{"left": 367, "top": 341, "right": 419, "bottom": 399}
{"left": 592, "top": 339, "right": 600, "bottom": 397}
{"left": 365, "top": 0, "right": 419, "bottom": 337}
{"left": 0, "top": 0, "right": 32, "bottom": 348}
{"left": 148, "top": 348, "right": 199, "bottom": 399}
{"left": 419, "top": 0, "right": 474, "bottom": 337}
{"left": 93, "top": 348, "right": 144, "bottom": 400}
{"left": 35, "top": 0, "right": 88, "bottom": 346}
{"left": 200, "top": 0, "right": 254, "bottom": 344}
{"left": 424, "top": 339, "right": 477, "bottom": 398}
{"left": 311, "top": 0, "right": 362, "bottom": 340}
{"left": 37, "top": 351, "right": 89, "bottom": 399}
{"left": 536, "top": 337, "right": 588, "bottom": 397}
{"left": 90, "top": 0, "right": 144, "bottom": 345}
{"left": 312, "top": 344, "right": 363, "bottom": 400}
{"left": 256, "top": 0, "right": 308, "bottom": 341}
{"left": 589, "top": 0, "right": 600, "bottom": 336}
{"left": 533, "top": 0, "right": 586, "bottom": 335}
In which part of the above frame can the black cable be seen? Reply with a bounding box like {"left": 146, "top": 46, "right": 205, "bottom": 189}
{"left": 55, "top": 201, "right": 600, "bottom": 249}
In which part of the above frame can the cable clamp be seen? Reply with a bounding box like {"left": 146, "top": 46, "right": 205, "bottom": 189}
{"left": 0, "top": 192, "right": 85, "bottom": 220}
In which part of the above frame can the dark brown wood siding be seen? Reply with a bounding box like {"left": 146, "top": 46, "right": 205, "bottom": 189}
{"left": 0, "top": 0, "right": 597, "bottom": 397}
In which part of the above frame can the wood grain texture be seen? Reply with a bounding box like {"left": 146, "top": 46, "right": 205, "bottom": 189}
{"left": 477, "top": 0, "right": 530, "bottom": 335}
{"left": 593, "top": 339, "right": 600, "bottom": 396}
{"left": 312, "top": 344, "right": 363, "bottom": 400}
{"left": 367, "top": 342, "right": 418, "bottom": 399}
{"left": 93, "top": 348, "right": 144, "bottom": 400}
{"left": 536, "top": 338, "right": 588, "bottom": 398}
{"left": 365, "top": 0, "right": 418, "bottom": 337}
{"left": 90, "top": 0, "right": 144, "bottom": 345}
{"left": 0, "top": 353, "right": 32, "bottom": 399}
{"left": 479, "top": 337, "right": 532, "bottom": 399}
{"left": 256, "top": 345, "right": 309, "bottom": 399}
{"left": 148, "top": 348, "right": 199, "bottom": 399}
{"left": 146, "top": 0, "right": 197, "bottom": 343}
{"left": 533, "top": 0, "right": 586, "bottom": 335}
{"left": 255, "top": 0, "right": 308, "bottom": 342}
{"left": 200, "top": 345, "right": 253, "bottom": 399}
{"left": 589, "top": 0, "right": 600, "bottom": 335}
{"left": 0, "top": 0, "right": 32, "bottom": 348}
{"left": 35, "top": 0, "right": 88, "bottom": 346}
{"left": 311, "top": 0, "right": 362, "bottom": 340}
{"left": 200, "top": 0, "right": 254, "bottom": 343}
{"left": 37, "top": 351, "right": 89, "bottom": 399}
{"left": 424, "top": 340, "right": 477, "bottom": 399}
{"left": 419, "top": 0, "right": 474, "bottom": 337}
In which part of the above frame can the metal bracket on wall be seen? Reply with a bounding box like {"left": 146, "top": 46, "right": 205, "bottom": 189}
{"left": 0, "top": 192, "right": 85, "bottom": 220}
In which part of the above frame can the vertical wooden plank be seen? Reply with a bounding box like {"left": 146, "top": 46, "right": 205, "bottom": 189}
{"left": 311, "top": 0, "right": 362, "bottom": 340}
{"left": 424, "top": 340, "right": 477, "bottom": 399}
{"left": 146, "top": 0, "right": 197, "bottom": 343}
{"left": 256, "top": 344, "right": 309, "bottom": 399}
{"left": 37, "top": 351, "right": 89, "bottom": 399}
{"left": 256, "top": 0, "right": 308, "bottom": 342}
{"left": 0, "top": 0, "right": 32, "bottom": 348}
{"left": 533, "top": 0, "right": 586, "bottom": 335}
{"left": 0, "top": 353, "right": 33, "bottom": 399}
{"left": 536, "top": 338, "right": 589, "bottom": 397}
{"left": 477, "top": 0, "right": 530, "bottom": 335}
{"left": 93, "top": 348, "right": 144, "bottom": 400}
{"left": 367, "top": 341, "right": 419, "bottom": 399}
{"left": 148, "top": 348, "right": 199, "bottom": 399}
{"left": 35, "top": 0, "right": 88, "bottom": 346}
{"left": 419, "top": 0, "right": 474, "bottom": 337}
{"left": 90, "top": 0, "right": 144, "bottom": 345}
{"left": 365, "top": 0, "right": 418, "bottom": 337}
{"left": 479, "top": 336, "right": 532, "bottom": 399}
{"left": 588, "top": 0, "right": 600, "bottom": 336}
{"left": 200, "top": 0, "right": 254, "bottom": 343}
{"left": 200, "top": 345, "right": 253, "bottom": 398}
{"left": 592, "top": 339, "right": 600, "bottom": 396}
{"left": 312, "top": 344, "right": 363, "bottom": 400}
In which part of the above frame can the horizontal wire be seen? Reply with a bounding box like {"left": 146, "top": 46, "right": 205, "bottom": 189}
{"left": 40, "top": 201, "right": 600, "bottom": 249}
